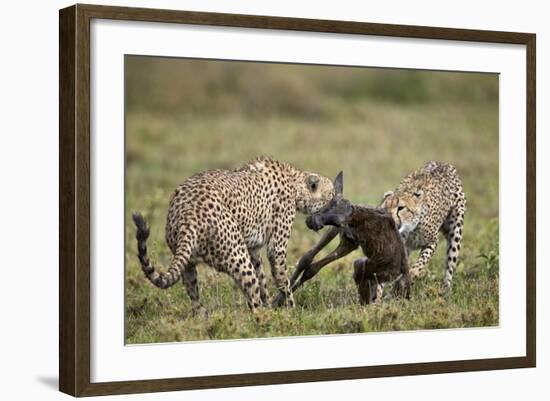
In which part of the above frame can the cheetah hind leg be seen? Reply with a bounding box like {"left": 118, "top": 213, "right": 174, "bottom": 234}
{"left": 182, "top": 263, "right": 207, "bottom": 317}
{"left": 216, "top": 243, "right": 263, "bottom": 313}
{"left": 210, "top": 212, "right": 263, "bottom": 312}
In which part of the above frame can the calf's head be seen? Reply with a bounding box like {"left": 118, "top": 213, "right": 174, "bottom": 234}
{"left": 306, "top": 171, "right": 352, "bottom": 231}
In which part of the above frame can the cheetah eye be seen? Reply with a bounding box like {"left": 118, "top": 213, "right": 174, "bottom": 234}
{"left": 397, "top": 206, "right": 405, "bottom": 212}
{"left": 413, "top": 192, "right": 421, "bottom": 197}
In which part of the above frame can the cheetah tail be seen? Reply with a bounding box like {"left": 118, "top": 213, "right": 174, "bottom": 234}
{"left": 131, "top": 212, "right": 182, "bottom": 289}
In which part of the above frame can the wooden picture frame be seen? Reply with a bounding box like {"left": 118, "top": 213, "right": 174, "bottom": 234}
{"left": 59, "top": 3, "right": 536, "bottom": 397}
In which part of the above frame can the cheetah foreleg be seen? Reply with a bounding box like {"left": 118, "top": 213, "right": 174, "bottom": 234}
{"left": 410, "top": 239, "right": 439, "bottom": 280}
{"left": 267, "top": 225, "right": 294, "bottom": 308}
{"left": 249, "top": 249, "right": 269, "bottom": 306}
{"left": 442, "top": 204, "right": 465, "bottom": 293}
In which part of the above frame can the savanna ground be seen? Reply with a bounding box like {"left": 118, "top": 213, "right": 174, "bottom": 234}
{"left": 125, "top": 57, "right": 499, "bottom": 344}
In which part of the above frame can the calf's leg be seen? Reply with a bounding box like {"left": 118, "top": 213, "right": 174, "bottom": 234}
{"left": 292, "top": 235, "right": 357, "bottom": 292}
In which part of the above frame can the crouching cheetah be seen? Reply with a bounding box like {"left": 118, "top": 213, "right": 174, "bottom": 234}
{"left": 132, "top": 156, "right": 336, "bottom": 313}
{"left": 381, "top": 161, "right": 466, "bottom": 292}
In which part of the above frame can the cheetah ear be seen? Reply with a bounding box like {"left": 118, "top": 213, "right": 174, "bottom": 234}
{"left": 383, "top": 190, "right": 393, "bottom": 199}
{"left": 306, "top": 174, "right": 320, "bottom": 191}
{"left": 334, "top": 171, "right": 343, "bottom": 196}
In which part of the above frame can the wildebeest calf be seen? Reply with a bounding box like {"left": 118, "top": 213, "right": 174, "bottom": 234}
{"left": 283, "top": 172, "right": 411, "bottom": 304}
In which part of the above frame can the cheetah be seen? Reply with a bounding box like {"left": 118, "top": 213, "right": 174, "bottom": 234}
{"left": 381, "top": 161, "right": 466, "bottom": 292}
{"left": 132, "top": 156, "right": 336, "bottom": 313}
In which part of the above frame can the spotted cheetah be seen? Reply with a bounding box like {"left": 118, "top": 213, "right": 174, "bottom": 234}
{"left": 381, "top": 161, "right": 466, "bottom": 292}
{"left": 132, "top": 157, "right": 336, "bottom": 313}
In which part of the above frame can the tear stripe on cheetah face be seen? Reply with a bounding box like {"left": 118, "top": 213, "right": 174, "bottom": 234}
{"left": 380, "top": 161, "right": 466, "bottom": 291}
{"left": 132, "top": 156, "right": 336, "bottom": 313}
{"left": 381, "top": 192, "right": 424, "bottom": 238}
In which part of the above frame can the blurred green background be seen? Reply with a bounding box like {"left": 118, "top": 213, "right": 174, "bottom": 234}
{"left": 125, "top": 56, "right": 499, "bottom": 343}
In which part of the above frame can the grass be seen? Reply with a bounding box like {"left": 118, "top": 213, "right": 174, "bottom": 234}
{"left": 125, "top": 57, "right": 499, "bottom": 344}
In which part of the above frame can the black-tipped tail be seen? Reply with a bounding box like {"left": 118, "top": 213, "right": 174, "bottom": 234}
{"left": 131, "top": 212, "right": 181, "bottom": 289}
{"left": 132, "top": 212, "right": 152, "bottom": 274}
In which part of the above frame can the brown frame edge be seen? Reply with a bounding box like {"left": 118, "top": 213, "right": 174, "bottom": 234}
{"left": 59, "top": 3, "right": 536, "bottom": 397}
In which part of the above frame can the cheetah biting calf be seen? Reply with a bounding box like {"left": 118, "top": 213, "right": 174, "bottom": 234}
{"left": 132, "top": 157, "right": 337, "bottom": 313}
